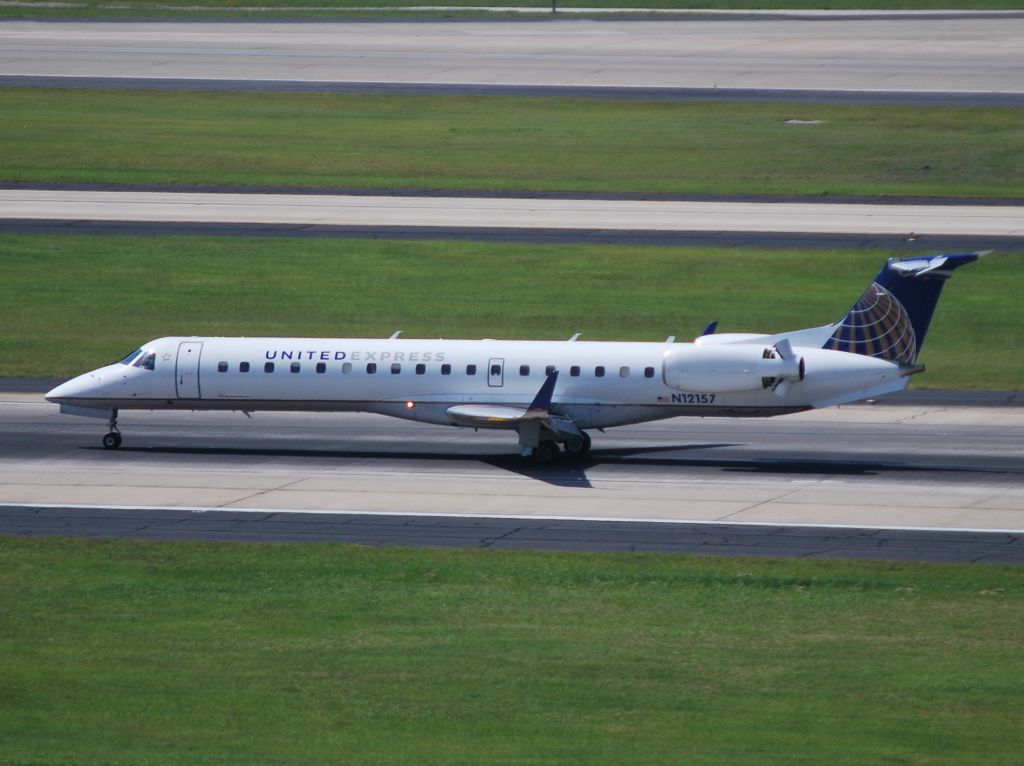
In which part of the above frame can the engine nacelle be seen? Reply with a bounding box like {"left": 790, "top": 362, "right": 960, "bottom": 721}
{"left": 663, "top": 344, "right": 805, "bottom": 393}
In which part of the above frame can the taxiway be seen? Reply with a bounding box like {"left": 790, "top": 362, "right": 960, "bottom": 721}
{"left": 3, "top": 190, "right": 1023, "bottom": 244}
{"left": 1, "top": 19, "right": 1021, "bottom": 95}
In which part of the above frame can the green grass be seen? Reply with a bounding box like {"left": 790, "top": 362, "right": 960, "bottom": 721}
{"left": 3, "top": 89, "right": 1023, "bottom": 198}
{"left": 1, "top": 536, "right": 1022, "bottom": 765}
{"left": 1, "top": 234, "right": 1019, "bottom": 388}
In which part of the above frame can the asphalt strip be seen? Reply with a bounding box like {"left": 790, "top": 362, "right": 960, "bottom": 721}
{"left": 3, "top": 502, "right": 1023, "bottom": 534}
{"left": 3, "top": 75, "right": 1023, "bottom": 108}
{"left": 3, "top": 503, "right": 1021, "bottom": 563}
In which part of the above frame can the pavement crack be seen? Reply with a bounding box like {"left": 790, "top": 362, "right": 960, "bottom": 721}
{"left": 899, "top": 407, "right": 947, "bottom": 424}
{"left": 480, "top": 526, "right": 524, "bottom": 548}
{"left": 225, "top": 478, "right": 306, "bottom": 508}
{"left": 716, "top": 486, "right": 804, "bottom": 522}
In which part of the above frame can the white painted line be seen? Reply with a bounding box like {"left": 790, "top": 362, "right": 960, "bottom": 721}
{"left": 3, "top": 502, "right": 1021, "bottom": 534}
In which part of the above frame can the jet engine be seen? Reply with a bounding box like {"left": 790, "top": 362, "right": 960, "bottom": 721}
{"left": 663, "top": 340, "right": 805, "bottom": 395}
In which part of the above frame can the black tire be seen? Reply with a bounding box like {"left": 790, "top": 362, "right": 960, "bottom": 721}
{"left": 563, "top": 432, "right": 591, "bottom": 458}
{"left": 102, "top": 432, "right": 121, "bottom": 450}
{"left": 532, "top": 441, "right": 560, "bottom": 465}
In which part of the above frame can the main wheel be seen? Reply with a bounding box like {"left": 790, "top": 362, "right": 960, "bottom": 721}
{"left": 102, "top": 432, "right": 122, "bottom": 450}
{"left": 563, "top": 432, "right": 592, "bottom": 458}
{"left": 532, "top": 441, "right": 560, "bottom": 465}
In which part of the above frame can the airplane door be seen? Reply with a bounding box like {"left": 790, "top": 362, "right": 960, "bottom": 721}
{"left": 176, "top": 341, "right": 203, "bottom": 399}
{"left": 488, "top": 358, "right": 504, "bottom": 388}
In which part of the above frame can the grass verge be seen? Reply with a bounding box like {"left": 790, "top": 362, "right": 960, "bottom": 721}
{"left": 1, "top": 234, "right": 1019, "bottom": 387}
{"left": 2, "top": 89, "right": 1023, "bottom": 198}
{"left": 1, "top": 536, "right": 1022, "bottom": 765}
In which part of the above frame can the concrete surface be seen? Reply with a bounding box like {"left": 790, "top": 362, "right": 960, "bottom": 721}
{"left": 1, "top": 19, "right": 1022, "bottom": 94}
{"left": 3, "top": 190, "right": 1023, "bottom": 237}
{"left": 2, "top": 393, "right": 1022, "bottom": 535}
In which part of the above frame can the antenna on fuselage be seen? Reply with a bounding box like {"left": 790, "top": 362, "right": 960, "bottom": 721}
{"left": 389, "top": 330, "right": 402, "bottom": 339}
{"left": 568, "top": 332, "right": 581, "bottom": 341}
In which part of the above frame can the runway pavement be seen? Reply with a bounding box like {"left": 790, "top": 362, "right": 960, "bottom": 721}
{"left": 2, "top": 392, "right": 1022, "bottom": 562}
{"left": 3, "top": 190, "right": 1023, "bottom": 243}
{"left": 1, "top": 18, "right": 1022, "bottom": 96}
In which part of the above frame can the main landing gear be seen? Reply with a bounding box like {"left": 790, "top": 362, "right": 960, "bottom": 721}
{"left": 562, "top": 432, "right": 592, "bottom": 458}
{"left": 102, "top": 409, "right": 122, "bottom": 450}
{"left": 530, "top": 432, "right": 591, "bottom": 465}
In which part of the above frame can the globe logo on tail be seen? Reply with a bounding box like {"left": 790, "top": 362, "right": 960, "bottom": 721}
{"left": 825, "top": 282, "right": 917, "bottom": 364}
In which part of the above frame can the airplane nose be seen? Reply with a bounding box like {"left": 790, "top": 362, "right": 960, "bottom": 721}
{"left": 45, "top": 373, "right": 101, "bottom": 403}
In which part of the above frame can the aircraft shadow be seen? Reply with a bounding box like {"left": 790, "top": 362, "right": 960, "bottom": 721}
{"left": 88, "top": 441, "right": 959, "bottom": 487}
{"left": 98, "top": 442, "right": 735, "bottom": 489}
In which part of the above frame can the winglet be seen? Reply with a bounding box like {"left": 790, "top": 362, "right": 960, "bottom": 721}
{"left": 698, "top": 321, "right": 719, "bottom": 338}
{"left": 526, "top": 370, "right": 559, "bottom": 415}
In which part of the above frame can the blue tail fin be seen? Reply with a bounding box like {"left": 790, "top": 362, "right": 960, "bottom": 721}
{"left": 824, "top": 253, "right": 982, "bottom": 364}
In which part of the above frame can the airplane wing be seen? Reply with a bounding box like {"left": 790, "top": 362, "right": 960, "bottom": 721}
{"left": 445, "top": 371, "right": 582, "bottom": 440}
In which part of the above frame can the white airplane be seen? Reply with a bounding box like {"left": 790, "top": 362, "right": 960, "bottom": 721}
{"left": 47, "top": 252, "right": 982, "bottom": 463}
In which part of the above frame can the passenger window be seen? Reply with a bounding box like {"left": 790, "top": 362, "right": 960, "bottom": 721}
{"left": 217, "top": 361, "right": 228, "bottom": 373}
{"left": 415, "top": 363, "right": 426, "bottom": 375}
{"left": 291, "top": 362, "right": 301, "bottom": 373}
{"left": 342, "top": 362, "right": 352, "bottom": 374}
{"left": 467, "top": 364, "right": 477, "bottom": 375}
{"left": 316, "top": 362, "right": 326, "bottom": 374}
{"left": 367, "top": 363, "right": 377, "bottom": 374}
{"left": 619, "top": 366, "right": 630, "bottom": 378}
{"left": 519, "top": 365, "right": 530, "bottom": 376}
{"left": 441, "top": 364, "right": 451, "bottom": 375}
{"left": 570, "top": 365, "right": 580, "bottom": 377}
{"left": 491, "top": 364, "right": 501, "bottom": 376}
{"left": 391, "top": 363, "right": 401, "bottom": 374}
{"left": 644, "top": 366, "right": 655, "bottom": 378}
{"left": 240, "top": 362, "right": 250, "bottom": 373}
{"left": 545, "top": 365, "right": 556, "bottom": 376}
{"left": 595, "top": 366, "right": 605, "bottom": 378}
{"left": 265, "top": 362, "right": 275, "bottom": 373}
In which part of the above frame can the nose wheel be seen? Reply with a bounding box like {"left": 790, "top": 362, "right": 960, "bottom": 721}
{"left": 102, "top": 409, "right": 122, "bottom": 449}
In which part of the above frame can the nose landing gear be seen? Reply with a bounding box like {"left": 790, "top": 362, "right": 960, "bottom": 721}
{"left": 102, "top": 410, "right": 122, "bottom": 449}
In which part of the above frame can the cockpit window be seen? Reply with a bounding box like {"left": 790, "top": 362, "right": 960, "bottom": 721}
{"left": 120, "top": 348, "right": 143, "bottom": 365}
{"left": 132, "top": 351, "right": 156, "bottom": 370}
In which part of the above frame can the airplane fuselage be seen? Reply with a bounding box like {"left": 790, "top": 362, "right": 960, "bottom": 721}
{"left": 48, "top": 335, "right": 909, "bottom": 430}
